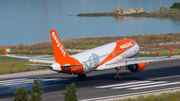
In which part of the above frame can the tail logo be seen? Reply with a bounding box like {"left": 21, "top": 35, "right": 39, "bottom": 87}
{"left": 52, "top": 32, "right": 66, "bottom": 57}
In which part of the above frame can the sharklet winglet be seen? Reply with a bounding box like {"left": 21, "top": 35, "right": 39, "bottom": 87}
{"left": 2, "top": 45, "right": 9, "bottom": 55}
{"left": 169, "top": 44, "right": 173, "bottom": 56}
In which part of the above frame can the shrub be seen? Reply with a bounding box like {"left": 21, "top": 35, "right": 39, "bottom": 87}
{"left": 13, "top": 86, "right": 29, "bottom": 101}
{"left": 160, "top": 6, "right": 167, "bottom": 10}
{"left": 18, "top": 44, "right": 24, "bottom": 49}
{"left": 170, "top": 2, "right": 180, "bottom": 10}
{"left": 29, "top": 79, "right": 44, "bottom": 101}
{"left": 63, "top": 82, "right": 78, "bottom": 101}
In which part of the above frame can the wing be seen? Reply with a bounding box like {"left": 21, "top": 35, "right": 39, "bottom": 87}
{"left": 2, "top": 45, "right": 55, "bottom": 63}
{"left": 106, "top": 44, "right": 173, "bottom": 69}
{"left": 106, "top": 56, "right": 171, "bottom": 69}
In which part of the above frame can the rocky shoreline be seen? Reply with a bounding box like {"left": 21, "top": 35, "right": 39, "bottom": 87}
{"left": 78, "top": 12, "right": 180, "bottom": 18}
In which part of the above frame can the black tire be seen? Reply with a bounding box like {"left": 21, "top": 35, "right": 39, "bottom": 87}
{"left": 78, "top": 75, "right": 82, "bottom": 80}
{"left": 113, "top": 74, "right": 117, "bottom": 80}
{"left": 117, "top": 75, "right": 121, "bottom": 80}
{"left": 82, "top": 74, "right": 86, "bottom": 80}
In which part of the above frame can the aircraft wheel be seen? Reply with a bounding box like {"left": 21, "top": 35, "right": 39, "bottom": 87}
{"left": 117, "top": 75, "right": 121, "bottom": 80}
{"left": 82, "top": 74, "right": 86, "bottom": 80}
{"left": 113, "top": 74, "right": 117, "bottom": 80}
{"left": 78, "top": 75, "right": 82, "bottom": 80}
{"left": 78, "top": 74, "right": 86, "bottom": 80}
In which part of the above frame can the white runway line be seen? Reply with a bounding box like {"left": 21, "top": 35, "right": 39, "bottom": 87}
{"left": 130, "top": 82, "right": 180, "bottom": 90}
{"left": 2, "top": 80, "right": 34, "bottom": 86}
{"left": 0, "top": 78, "right": 60, "bottom": 87}
{"left": 81, "top": 87, "right": 180, "bottom": 101}
{"left": 0, "top": 79, "right": 34, "bottom": 84}
{"left": 95, "top": 81, "right": 151, "bottom": 88}
{"left": 41, "top": 78, "right": 60, "bottom": 81}
{"left": 95, "top": 81, "right": 180, "bottom": 90}
{"left": 111, "top": 81, "right": 167, "bottom": 89}
{"left": 0, "top": 78, "right": 29, "bottom": 84}
{"left": 0, "top": 79, "right": 34, "bottom": 86}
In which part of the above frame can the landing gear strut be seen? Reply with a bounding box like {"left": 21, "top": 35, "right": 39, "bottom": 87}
{"left": 78, "top": 74, "right": 86, "bottom": 80}
{"left": 113, "top": 67, "right": 121, "bottom": 80}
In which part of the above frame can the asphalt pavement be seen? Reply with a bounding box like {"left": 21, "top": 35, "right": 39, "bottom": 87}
{"left": 0, "top": 56, "right": 180, "bottom": 101}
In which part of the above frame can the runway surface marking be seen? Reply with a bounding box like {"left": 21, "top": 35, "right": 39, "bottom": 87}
{"left": 95, "top": 81, "right": 180, "bottom": 90}
{"left": 81, "top": 87, "right": 180, "bottom": 101}
{"left": 149, "top": 74, "right": 180, "bottom": 81}
{"left": 0, "top": 78, "right": 59, "bottom": 87}
{"left": 129, "top": 82, "right": 180, "bottom": 90}
{"left": 95, "top": 81, "right": 151, "bottom": 88}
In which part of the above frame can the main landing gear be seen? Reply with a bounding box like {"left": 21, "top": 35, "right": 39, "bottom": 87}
{"left": 78, "top": 74, "right": 86, "bottom": 80}
{"left": 113, "top": 67, "right": 122, "bottom": 80}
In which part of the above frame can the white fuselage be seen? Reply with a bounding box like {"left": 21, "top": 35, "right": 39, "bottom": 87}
{"left": 72, "top": 41, "right": 140, "bottom": 74}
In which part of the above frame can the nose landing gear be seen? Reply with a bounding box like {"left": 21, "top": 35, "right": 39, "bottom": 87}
{"left": 113, "top": 67, "right": 121, "bottom": 80}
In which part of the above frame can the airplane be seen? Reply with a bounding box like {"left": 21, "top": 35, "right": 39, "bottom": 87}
{"left": 2, "top": 29, "right": 173, "bottom": 80}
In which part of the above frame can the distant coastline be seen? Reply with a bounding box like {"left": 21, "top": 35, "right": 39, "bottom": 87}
{"left": 78, "top": 12, "right": 180, "bottom": 18}
{"left": 78, "top": 7, "right": 180, "bottom": 18}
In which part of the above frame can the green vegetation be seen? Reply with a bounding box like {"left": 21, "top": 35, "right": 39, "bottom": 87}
{"left": 63, "top": 82, "right": 78, "bottom": 101}
{"left": 14, "top": 86, "right": 29, "bottom": 101}
{"left": 29, "top": 79, "right": 44, "bottom": 101}
{"left": 1, "top": 32, "right": 180, "bottom": 74}
{"left": 152, "top": 6, "right": 180, "bottom": 14}
{"left": 1, "top": 33, "right": 180, "bottom": 56}
{"left": 0, "top": 41, "right": 53, "bottom": 55}
{"left": 113, "top": 91, "right": 180, "bottom": 101}
{"left": 13, "top": 79, "right": 43, "bottom": 101}
{"left": 0, "top": 56, "right": 48, "bottom": 74}
{"left": 170, "top": 2, "right": 180, "bottom": 10}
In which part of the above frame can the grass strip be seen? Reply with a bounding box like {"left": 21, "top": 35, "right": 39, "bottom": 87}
{"left": 1, "top": 33, "right": 180, "bottom": 56}
{"left": 0, "top": 56, "right": 48, "bottom": 75}
{"left": 1, "top": 32, "right": 180, "bottom": 74}
{"left": 113, "top": 91, "right": 180, "bottom": 101}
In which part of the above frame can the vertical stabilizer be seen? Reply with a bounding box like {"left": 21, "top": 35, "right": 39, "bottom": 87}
{"left": 50, "top": 29, "right": 70, "bottom": 62}
{"left": 50, "top": 29, "right": 84, "bottom": 75}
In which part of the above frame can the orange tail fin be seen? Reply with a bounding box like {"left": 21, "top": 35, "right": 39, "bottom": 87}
{"left": 50, "top": 29, "right": 70, "bottom": 62}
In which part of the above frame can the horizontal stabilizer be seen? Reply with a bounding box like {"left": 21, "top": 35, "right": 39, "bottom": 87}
{"left": 24, "top": 64, "right": 82, "bottom": 68}
{"left": 61, "top": 64, "right": 82, "bottom": 68}
{"left": 24, "top": 64, "right": 52, "bottom": 67}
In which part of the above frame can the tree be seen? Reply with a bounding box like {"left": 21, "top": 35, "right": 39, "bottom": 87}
{"left": 63, "top": 82, "right": 78, "bottom": 101}
{"left": 13, "top": 86, "right": 28, "bottom": 101}
{"left": 170, "top": 2, "right": 180, "bottom": 10}
{"left": 29, "top": 79, "right": 44, "bottom": 101}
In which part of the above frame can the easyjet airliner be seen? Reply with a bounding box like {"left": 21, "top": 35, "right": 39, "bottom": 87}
{"left": 2, "top": 29, "right": 173, "bottom": 80}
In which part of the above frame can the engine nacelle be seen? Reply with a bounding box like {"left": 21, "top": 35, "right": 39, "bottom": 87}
{"left": 128, "top": 63, "right": 146, "bottom": 73}
{"left": 50, "top": 63, "right": 61, "bottom": 72}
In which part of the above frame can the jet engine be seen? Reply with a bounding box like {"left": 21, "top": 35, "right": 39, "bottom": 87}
{"left": 50, "top": 63, "right": 61, "bottom": 72}
{"left": 127, "top": 63, "right": 146, "bottom": 73}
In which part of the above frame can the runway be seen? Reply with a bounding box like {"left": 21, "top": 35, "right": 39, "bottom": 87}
{"left": 0, "top": 58, "right": 180, "bottom": 101}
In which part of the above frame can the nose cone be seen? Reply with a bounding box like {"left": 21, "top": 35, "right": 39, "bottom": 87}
{"left": 136, "top": 43, "right": 140, "bottom": 53}
{"left": 133, "top": 42, "right": 140, "bottom": 56}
